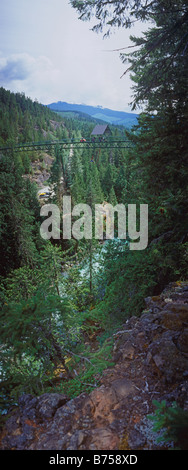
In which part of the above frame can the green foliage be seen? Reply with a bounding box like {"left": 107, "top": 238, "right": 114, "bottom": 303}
{"left": 0, "top": 288, "right": 79, "bottom": 405}
{"left": 52, "top": 337, "right": 114, "bottom": 398}
{"left": 57, "top": 373, "right": 98, "bottom": 398}
{"left": 92, "top": 242, "right": 158, "bottom": 325}
{"left": 148, "top": 400, "right": 188, "bottom": 450}
{"left": 0, "top": 150, "right": 41, "bottom": 277}
{"left": 0, "top": 87, "right": 64, "bottom": 145}
{"left": 0, "top": 0, "right": 188, "bottom": 417}
{"left": 1, "top": 266, "right": 42, "bottom": 304}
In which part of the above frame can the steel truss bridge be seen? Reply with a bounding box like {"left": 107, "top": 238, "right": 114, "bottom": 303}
{"left": 0, "top": 137, "right": 133, "bottom": 153}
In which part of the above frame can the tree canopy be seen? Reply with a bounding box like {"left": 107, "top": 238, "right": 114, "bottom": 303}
{"left": 70, "top": 1, "right": 187, "bottom": 33}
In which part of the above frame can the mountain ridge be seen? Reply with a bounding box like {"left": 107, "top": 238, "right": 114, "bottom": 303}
{"left": 47, "top": 101, "right": 139, "bottom": 128}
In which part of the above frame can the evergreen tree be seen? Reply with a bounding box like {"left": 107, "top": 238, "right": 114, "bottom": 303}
{"left": 0, "top": 151, "right": 40, "bottom": 276}
{"left": 109, "top": 186, "right": 117, "bottom": 206}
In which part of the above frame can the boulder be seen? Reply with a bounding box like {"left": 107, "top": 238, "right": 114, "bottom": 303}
{"left": 36, "top": 393, "right": 68, "bottom": 420}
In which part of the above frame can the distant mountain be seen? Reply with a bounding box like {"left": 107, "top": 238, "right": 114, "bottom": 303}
{"left": 47, "top": 101, "right": 139, "bottom": 129}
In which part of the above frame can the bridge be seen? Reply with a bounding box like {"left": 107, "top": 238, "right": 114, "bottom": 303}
{"left": 0, "top": 137, "right": 133, "bottom": 153}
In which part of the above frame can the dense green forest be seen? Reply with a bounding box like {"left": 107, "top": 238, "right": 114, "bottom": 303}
{"left": 0, "top": 0, "right": 188, "bottom": 414}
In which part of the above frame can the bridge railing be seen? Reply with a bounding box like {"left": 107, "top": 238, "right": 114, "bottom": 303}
{"left": 0, "top": 137, "right": 133, "bottom": 152}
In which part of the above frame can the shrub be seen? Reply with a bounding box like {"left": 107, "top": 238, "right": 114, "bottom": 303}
{"left": 148, "top": 400, "right": 188, "bottom": 450}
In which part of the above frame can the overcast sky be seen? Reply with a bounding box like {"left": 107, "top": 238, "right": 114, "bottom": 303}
{"left": 0, "top": 0, "right": 148, "bottom": 112}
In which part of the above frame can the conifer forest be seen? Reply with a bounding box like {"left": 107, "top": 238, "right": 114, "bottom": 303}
{"left": 0, "top": 0, "right": 188, "bottom": 452}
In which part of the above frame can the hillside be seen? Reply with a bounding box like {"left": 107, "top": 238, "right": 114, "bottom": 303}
{"left": 1, "top": 281, "right": 188, "bottom": 451}
{"left": 47, "top": 101, "right": 139, "bottom": 128}
{"left": 0, "top": 88, "right": 68, "bottom": 147}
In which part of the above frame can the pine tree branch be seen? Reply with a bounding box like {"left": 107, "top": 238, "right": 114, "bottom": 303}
{"left": 65, "top": 348, "right": 95, "bottom": 367}
{"left": 120, "top": 10, "right": 188, "bottom": 78}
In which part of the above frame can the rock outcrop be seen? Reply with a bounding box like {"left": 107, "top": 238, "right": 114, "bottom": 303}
{"left": 1, "top": 281, "right": 188, "bottom": 450}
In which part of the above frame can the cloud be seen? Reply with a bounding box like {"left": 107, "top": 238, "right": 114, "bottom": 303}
{"left": 0, "top": 53, "right": 34, "bottom": 82}
{"left": 0, "top": 53, "right": 60, "bottom": 103}
{"left": 0, "top": 50, "right": 134, "bottom": 111}
{"left": 0, "top": 0, "right": 150, "bottom": 111}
